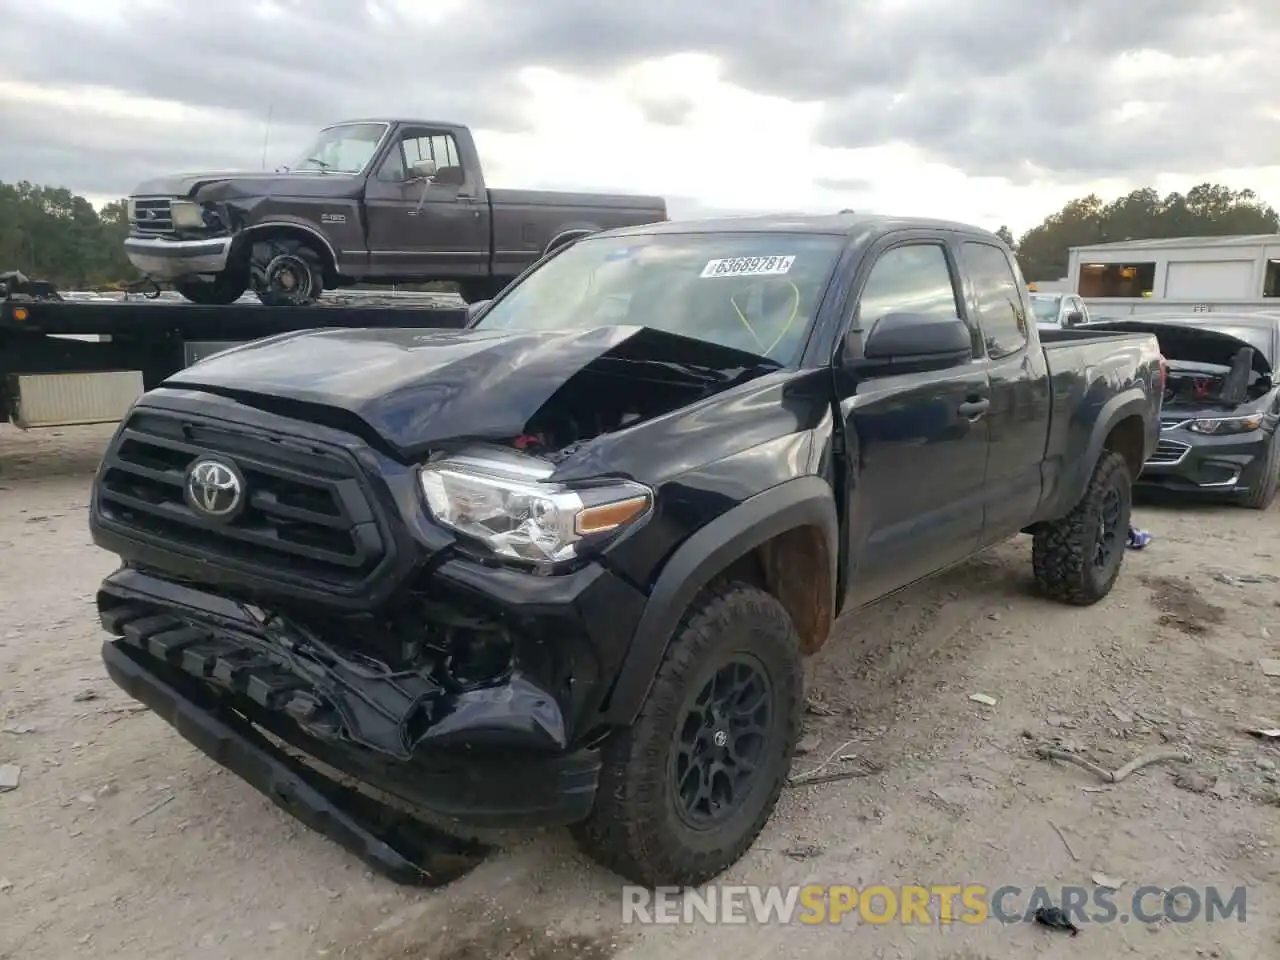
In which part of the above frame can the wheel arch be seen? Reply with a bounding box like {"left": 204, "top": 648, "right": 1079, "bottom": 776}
{"left": 1039, "top": 390, "right": 1152, "bottom": 523}
{"left": 600, "top": 476, "right": 838, "bottom": 725}
{"left": 236, "top": 221, "right": 341, "bottom": 286}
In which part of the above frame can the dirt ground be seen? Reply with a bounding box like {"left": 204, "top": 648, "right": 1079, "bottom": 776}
{"left": 1, "top": 423, "right": 1277, "bottom": 960}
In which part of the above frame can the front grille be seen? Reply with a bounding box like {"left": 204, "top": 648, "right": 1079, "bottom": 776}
{"left": 130, "top": 197, "right": 174, "bottom": 235}
{"left": 96, "top": 410, "right": 385, "bottom": 587}
{"left": 1146, "top": 439, "right": 1191, "bottom": 465}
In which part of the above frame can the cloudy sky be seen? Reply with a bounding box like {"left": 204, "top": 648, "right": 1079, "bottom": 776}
{"left": 1, "top": 0, "right": 1277, "bottom": 235}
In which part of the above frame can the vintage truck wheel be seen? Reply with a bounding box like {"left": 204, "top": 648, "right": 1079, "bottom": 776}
{"left": 252, "top": 238, "right": 325, "bottom": 306}
{"left": 572, "top": 581, "right": 802, "bottom": 887}
{"left": 1032, "top": 450, "right": 1131, "bottom": 605}
{"left": 173, "top": 274, "right": 247, "bottom": 305}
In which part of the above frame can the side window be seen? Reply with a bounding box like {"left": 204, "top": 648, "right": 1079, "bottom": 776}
{"left": 857, "top": 242, "right": 964, "bottom": 339}
{"left": 961, "top": 241, "right": 1028, "bottom": 359}
{"left": 376, "top": 131, "right": 464, "bottom": 183}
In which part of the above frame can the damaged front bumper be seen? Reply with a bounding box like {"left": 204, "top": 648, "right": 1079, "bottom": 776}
{"left": 1138, "top": 428, "right": 1273, "bottom": 495}
{"left": 123, "top": 235, "right": 233, "bottom": 280}
{"left": 97, "top": 567, "right": 604, "bottom": 829}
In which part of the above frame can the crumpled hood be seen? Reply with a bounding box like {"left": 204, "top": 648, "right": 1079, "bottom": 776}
{"left": 130, "top": 171, "right": 362, "bottom": 200}
{"left": 1088, "top": 319, "right": 1273, "bottom": 374}
{"left": 164, "top": 325, "right": 777, "bottom": 459}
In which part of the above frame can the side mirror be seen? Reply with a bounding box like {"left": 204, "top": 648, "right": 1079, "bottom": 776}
{"left": 1065, "top": 310, "right": 1084, "bottom": 326}
{"left": 465, "top": 299, "right": 491, "bottom": 323}
{"left": 857, "top": 312, "right": 973, "bottom": 369}
{"left": 409, "top": 159, "right": 438, "bottom": 181}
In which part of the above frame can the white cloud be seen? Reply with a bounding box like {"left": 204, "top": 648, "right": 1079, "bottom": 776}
{"left": 4, "top": 0, "right": 1280, "bottom": 237}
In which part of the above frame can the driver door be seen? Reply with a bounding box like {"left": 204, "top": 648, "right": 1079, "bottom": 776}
{"left": 838, "top": 237, "right": 992, "bottom": 607}
{"left": 362, "top": 127, "right": 489, "bottom": 277}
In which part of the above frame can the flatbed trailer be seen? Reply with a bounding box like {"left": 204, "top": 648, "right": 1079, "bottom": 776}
{"left": 0, "top": 272, "right": 466, "bottom": 430}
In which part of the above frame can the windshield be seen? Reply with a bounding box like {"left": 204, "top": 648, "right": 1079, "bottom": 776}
{"left": 289, "top": 122, "right": 387, "bottom": 173}
{"left": 472, "top": 232, "right": 846, "bottom": 364}
{"left": 1029, "top": 295, "right": 1061, "bottom": 323}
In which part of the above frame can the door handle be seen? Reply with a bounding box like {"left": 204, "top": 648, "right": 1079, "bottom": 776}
{"left": 958, "top": 398, "right": 990, "bottom": 420}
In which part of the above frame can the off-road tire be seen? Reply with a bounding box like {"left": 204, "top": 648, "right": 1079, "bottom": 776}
{"left": 173, "top": 274, "right": 247, "bottom": 305}
{"left": 1032, "top": 450, "right": 1132, "bottom": 606}
{"left": 571, "top": 581, "right": 803, "bottom": 887}
{"left": 1239, "top": 436, "right": 1280, "bottom": 510}
{"left": 252, "top": 238, "right": 325, "bottom": 307}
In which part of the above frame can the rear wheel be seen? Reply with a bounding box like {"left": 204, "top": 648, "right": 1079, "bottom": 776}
{"left": 1239, "top": 436, "right": 1280, "bottom": 510}
{"left": 250, "top": 237, "right": 325, "bottom": 306}
{"left": 173, "top": 274, "right": 247, "bottom": 305}
{"left": 571, "top": 581, "right": 802, "bottom": 887}
{"left": 1032, "top": 450, "right": 1132, "bottom": 605}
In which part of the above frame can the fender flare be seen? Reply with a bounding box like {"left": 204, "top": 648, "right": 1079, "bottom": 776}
{"left": 237, "top": 220, "right": 341, "bottom": 273}
{"left": 601, "top": 475, "right": 838, "bottom": 725}
{"left": 1049, "top": 388, "right": 1151, "bottom": 519}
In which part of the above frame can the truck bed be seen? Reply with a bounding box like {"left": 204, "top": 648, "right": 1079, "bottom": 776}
{"left": 1036, "top": 325, "right": 1164, "bottom": 521}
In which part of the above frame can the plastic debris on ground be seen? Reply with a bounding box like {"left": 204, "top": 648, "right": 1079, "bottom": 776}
{"left": 1126, "top": 526, "right": 1152, "bottom": 549}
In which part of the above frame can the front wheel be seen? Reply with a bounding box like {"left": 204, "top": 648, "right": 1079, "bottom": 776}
{"left": 1032, "top": 450, "right": 1132, "bottom": 605}
{"left": 173, "top": 274, "right": 247, "bottom": 305}
{"left": 251, "top": 238, "right": 325, "bottom": 306}
{"left": 572, "top": 581, "right": 803, "bottom": 887}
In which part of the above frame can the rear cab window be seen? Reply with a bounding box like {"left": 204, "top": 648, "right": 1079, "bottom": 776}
{"left": 961, "top": 241, "right": 1030, "bottom": 358}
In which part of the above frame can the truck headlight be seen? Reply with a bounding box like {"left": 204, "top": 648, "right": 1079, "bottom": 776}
{"left": 419, "top": 447, "right": 653, "bottom": 564}
{"left": 1186, "top": 414, "right": 1266, "bottom": 435}
{"left": 170, "top": 200, "right": 206, "bottom": 229}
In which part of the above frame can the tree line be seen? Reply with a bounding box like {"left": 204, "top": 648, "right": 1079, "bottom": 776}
{"left": 0, "top": 182, "right": 134, "bottom": 290}
{"left": 3, "top": 178, "right": 1278, "bottom": 291}
{"left": 996, "top": 183, "right": 1280, "bottom": 282}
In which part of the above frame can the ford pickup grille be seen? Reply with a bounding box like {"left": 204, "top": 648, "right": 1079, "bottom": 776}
{"left": 130, "top": 197, "right": 174, "bottom": 235}
{"left": 1146, "top": 439, "right": 1191, "bottom": 465}
{"left": 96, "top": 411, "right": 385, "bottom": 587}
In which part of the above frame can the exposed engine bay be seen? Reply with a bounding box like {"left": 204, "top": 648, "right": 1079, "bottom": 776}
{"left": 505, "top": 357, "right": 764, "bottom": 461}
{"left": 1165, "top": 349, "right": 1270, "bottom": 408}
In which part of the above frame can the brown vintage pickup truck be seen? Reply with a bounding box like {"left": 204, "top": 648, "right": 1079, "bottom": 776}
{"left": 123, "top": 119, "right": 668, "bottom": 305}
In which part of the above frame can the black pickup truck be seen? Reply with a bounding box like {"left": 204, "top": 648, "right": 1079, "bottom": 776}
{"left": 123, "top": 119, "right": 667, "bottom": 307}
{"left": 91, "top": 213, "right": 1163, "bottom": 888}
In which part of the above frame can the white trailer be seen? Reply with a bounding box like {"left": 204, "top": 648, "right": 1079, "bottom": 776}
{"left": 1065, "top": 234, "right": 1280, "bottom": 319}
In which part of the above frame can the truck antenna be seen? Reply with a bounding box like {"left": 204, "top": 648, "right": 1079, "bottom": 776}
{"left": 261, "top": 104, "right": 274, "bottom": 170}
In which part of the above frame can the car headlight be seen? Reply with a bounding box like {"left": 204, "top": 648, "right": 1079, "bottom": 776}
{"left": 1186, "top": 414, "right": 1266, "bottom": 435}
{"left": 126, "top": 198, "right": 137, "bottom": 222}
{"left": 419, "top": 446, "right": 653, "bottom": 564}
{"left": 170, "top": 200, "right": 206, "bottom": 229}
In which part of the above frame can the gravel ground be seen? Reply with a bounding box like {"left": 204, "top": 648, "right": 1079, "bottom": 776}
{"left": 1, "top": 423, "right": 1277, "bottom": 959}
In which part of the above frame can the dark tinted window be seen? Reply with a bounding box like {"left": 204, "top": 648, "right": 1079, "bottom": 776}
{"left": 858, "top": 243, "right": 961, "bottom": 335}
{"left": 962, "top": 241, "right": 1028, "bottom": 358}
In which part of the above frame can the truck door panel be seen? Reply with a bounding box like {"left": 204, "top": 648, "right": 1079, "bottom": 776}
{"left": 957, "top": 240, "right": 1051, "bottom": 546}
{"left": 362, "top": 128, "right": 489, "bottom": 277}
{"left": 839, "top": 239, "right": 992, "bottom": 608}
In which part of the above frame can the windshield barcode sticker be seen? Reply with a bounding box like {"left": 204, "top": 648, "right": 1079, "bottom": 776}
{"left": 700, "top": 255, "right": 795, "bottom": 278}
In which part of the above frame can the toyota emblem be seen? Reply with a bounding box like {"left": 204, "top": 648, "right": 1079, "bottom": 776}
{"left": 184, "top": 457, "right": 245, "bottom": 520}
